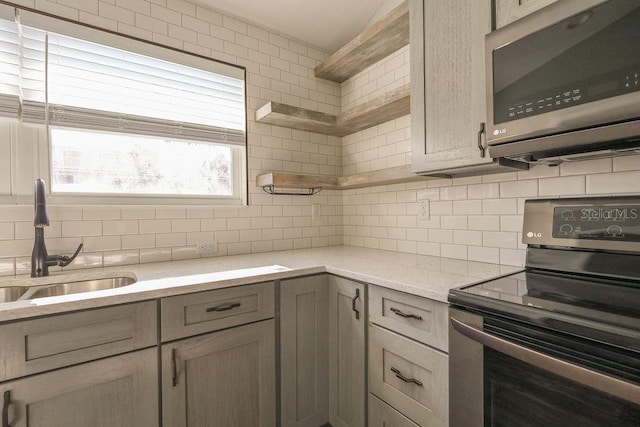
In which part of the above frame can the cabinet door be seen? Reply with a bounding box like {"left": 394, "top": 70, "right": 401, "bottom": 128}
{"left": 495, "top": 0, "right": 558, "bottom": 28}
{"left": 410, "top": 0, "right": 505, "bottom": 175}
{"left": 162, "top": 319, "right": 276, "bottom": 427}
{"left": 328, "top": 276, "right": 366, "bottom": 427}
{"left": 0, "top": 348, "right": 159, "bottom": 427}
{"left": 280, "top": 275, "right": 329, "bottom": 427}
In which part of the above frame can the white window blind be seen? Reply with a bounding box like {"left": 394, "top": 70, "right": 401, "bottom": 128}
{"left": 0, "top": 7, "right": 19, "bottom": 119}
{"left": 0, "top": 7, "right": 246, "bottom": 146}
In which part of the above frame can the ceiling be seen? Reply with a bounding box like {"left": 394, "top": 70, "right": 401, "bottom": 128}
{"left": 192, "top": 0, "right": 401, "bottom": 53}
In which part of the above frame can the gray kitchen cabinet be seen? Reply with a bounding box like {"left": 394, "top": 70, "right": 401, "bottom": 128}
{"left": 279, "top": 275, "right": 329, "bottom": 427}
{"left": 328, "top": 276, "right": 366, "bottom": 427}
{"left": 495, "top": 0, "right": 558, "bottom": 28}
{"left": 368, "top": 286, "right": 449, "bottom": 426}
{"left": 0, "top": 348, "right": 159, "bottom": 427}
{"left": 161, "top": 319, "right": 276, "bottom": 427}
{"left": 410, "top": 0, "right": 525, "bottom": 176}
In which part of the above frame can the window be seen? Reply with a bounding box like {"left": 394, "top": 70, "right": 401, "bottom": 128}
{"left": 0, "top": 6, "right": 247, "bottom": 205}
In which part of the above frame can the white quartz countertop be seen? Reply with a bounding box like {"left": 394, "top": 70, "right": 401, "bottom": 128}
{"left": 0, "top": 246, "right": 521, "bottom": 322}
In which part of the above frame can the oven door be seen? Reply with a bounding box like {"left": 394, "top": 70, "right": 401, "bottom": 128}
{"left": 449, "top": 308, "right": 640, "bottom": 427}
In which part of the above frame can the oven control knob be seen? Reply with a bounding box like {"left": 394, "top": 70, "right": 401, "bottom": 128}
{"left": 606, "top": 225, "right": 623, "bottom": 237}
{"left": 560, "top": 209, "right": 574, "bottom": 220}
{"left": 559, "top": 224, "right": 573, "bottom": 235}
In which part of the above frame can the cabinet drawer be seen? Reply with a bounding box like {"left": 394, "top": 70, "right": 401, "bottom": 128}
{"left": 161, "top": 282, "right": 275, "bottom": 341}
{"left": 369, "top": 285, "right": 448, "bottom": 352}
{"left": 369, "top": 324, "right": 448, "bottom": 427}
{"left": 369, "top": 394, "right": 419, "bottom": 427}
{"left": 0, "top": 301, "right": 157, "bottom": 382}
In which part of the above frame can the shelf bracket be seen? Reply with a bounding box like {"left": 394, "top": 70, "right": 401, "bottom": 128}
{"left": 262, "top": 185, "right": 323, "bottom": 196}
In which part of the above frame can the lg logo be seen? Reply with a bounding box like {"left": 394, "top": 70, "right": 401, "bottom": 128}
{"left": 493, "top": 128, "right": 507, "bottom": 136}
{"left": 527, "top": 231, "right": 542, "bottom": 238}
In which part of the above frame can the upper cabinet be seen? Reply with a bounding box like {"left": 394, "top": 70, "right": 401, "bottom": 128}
{"left": 409, "top": 0, "right": 527, "bottom": 177}
{"left": 495, "top": 0, "right": 558, "bottom": 28}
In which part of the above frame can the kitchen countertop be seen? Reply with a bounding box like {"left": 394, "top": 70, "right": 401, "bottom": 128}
{"left": 0, "top": 245, "right": 521, "bottom": 322}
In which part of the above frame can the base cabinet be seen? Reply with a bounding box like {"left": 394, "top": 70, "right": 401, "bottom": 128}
{"left": 0, "top": 348, "right": 158, "bottom": 427}
{"left": 280, "top": 275, "right": 366, "bottom": 427}
{"left": 328, "top": 276, "right": 366, "bottom": 427}
{"left": 280, "top": 275, "right": 329, "bottom": 427}
{"left": 162, "top": 319, "right": 276, "bottom": 427}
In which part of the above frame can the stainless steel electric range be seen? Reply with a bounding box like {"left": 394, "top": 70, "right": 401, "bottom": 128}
{"left": 448, "top": 196, "right": 640, "bottom": 427}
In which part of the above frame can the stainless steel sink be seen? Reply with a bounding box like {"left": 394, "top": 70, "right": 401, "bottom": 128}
{"left": 0, "top": 276, "right": 137, "bottom": 303}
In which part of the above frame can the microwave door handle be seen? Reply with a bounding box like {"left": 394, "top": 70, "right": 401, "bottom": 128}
{"left": 450, "top": 316, "right": 640, "bottom": 406}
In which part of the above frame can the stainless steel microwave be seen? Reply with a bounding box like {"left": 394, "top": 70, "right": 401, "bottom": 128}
{"left": 486, "top": 0, "right": 640, "bottom": 165}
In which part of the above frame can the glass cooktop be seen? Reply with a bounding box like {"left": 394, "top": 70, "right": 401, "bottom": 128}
{"left": 450, "top": 268, "right": 640, "bottom": 335}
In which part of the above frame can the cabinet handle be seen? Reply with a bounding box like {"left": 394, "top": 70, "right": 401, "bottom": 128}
{"left": 2, "top": 391, "right": 10, "bottom": 427}
{"left": 477, "top": 122, "right": 486, "bottom": 158}
{"left": 390, "top": 307, "right": 423, "bottom": 321}
{"left": 352, "top": 288, "right": 360, "bottom": 320}
{"left": 171, "top": 349, "right": 178, "bottom": 387}
{"left": 391, "top": 367, "right": 423, "bottom": 387}
{"left": 206, "top": 302, "right": 241, "bottom": 312}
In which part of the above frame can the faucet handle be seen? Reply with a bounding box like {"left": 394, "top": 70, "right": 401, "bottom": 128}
{"left": 58, "top": 243, "right": 83, "bottom": 267}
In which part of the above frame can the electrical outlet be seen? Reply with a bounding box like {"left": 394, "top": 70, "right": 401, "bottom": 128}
{"left": 312, "top": 203, "right": 322, "bottom": 220}
{"left": 197, "top": 240, "right": 218, "bottom": 255}
{"left": 418, "top": 199, "right": 430, "bottom": 220}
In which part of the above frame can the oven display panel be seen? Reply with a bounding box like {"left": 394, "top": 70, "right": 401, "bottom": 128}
{"left": 553, "top": 206, "right": 640, "bottom": 241}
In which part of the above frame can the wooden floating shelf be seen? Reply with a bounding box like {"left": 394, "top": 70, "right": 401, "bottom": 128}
{"left": 257, "top": 165, "right": 430, "bottom": 194}
{"left": 314, "top": 0, "right": 409, "bottom": 83}
{"left": 256, "top": 85, "right": 410, "bottom": 137}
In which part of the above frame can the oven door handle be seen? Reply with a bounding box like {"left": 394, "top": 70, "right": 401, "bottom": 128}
{"left": 450, "top": 316, "right": 640, "bottom": 406}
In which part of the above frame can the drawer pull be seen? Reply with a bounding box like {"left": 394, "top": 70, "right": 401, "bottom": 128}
{"left": 352, "top": 288, "right": 360, "bottom": 320}
{"left": 206, "top": 302, "right": 241, "bottom": 313}
{"left": 390, "top": 307, "right": 423, "bottom": 320}
{"left": 391, "top": 367, "right": 423, "bottom": 387}
{"left": 171, "top": 349, "right": 178, "bottom": 387}
{"left": 2, "top": 391, "right": 10, "bottom": 427}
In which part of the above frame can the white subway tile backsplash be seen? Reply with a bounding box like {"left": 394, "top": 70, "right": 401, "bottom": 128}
{"left": 587, "top": 171, "right": 640, "bottom": 194}
{"left": 103, "top": 250, "right": 140, "bottom": 266}
{"left": 613, "top": 155, "right": 640, "bottom": 171}
{"left": 561, "top": 158, "right": 612, "bottom": 176}
{"left": 62, "top": 221, "right": 102, "bottom": 237}
{"left": 140, "top": 248, "right": 172, "bottom": 263}
{"left": 539, "top": 176, "right": 585, "bottom": 196}
{"left": 468, "top": 246, "right": 499, "bottom": 264}
{"left": 482, "top": 198, "right": 517, "bottom": 215}
{"left": 500, "top": 180, "right": 538, "bottom": 198}
{"left": 139, "top": 219, "right": 172, "bottom": 234}
{"left": 82, "top": 236, "right": 122, "bottom": 252}
{"left": 103, "top": 220, "right": 139, "bottom": 236}
{"left": 122, "top": 234, "right": 156, "bottom": 250}
{"left": 0, "top": 223, "right": 14, "bottom": 240}
{"left": 483, "top": 231, "right": 518, "bottom": 249}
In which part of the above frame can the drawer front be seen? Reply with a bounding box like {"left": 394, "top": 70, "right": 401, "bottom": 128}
{"left": 161, "top": 282, "right": 275, "bottom": 341}
{"left": 369, "top": 394, "right": 419, "bottom": 427}
{"left": 369, "top": 324, "right": 448, "bottom": 427}
{"left": 0, "top": 301, "right": 157, "bottom": 382}
{"left": 369, "top": 285, "right": 448, "bottom": 351}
